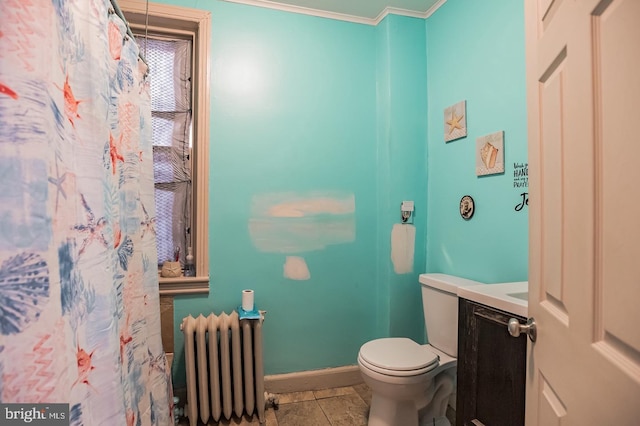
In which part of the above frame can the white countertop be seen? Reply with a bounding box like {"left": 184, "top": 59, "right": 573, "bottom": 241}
{"left": 457, "top": 281, "right": 528, "bottom": 317}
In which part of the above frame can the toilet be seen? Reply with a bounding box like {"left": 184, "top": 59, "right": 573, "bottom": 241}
{"left": 358, "top": 273, "right": 483, "bottom": 426}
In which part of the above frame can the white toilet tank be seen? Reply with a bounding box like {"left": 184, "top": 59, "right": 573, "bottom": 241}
{"left": 420, "top": 273, "right": 484, "bottom": 357}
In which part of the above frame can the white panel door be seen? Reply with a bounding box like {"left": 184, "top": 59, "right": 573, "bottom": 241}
{"left": 525, "top": 0, "right": 640, "bottom": 424}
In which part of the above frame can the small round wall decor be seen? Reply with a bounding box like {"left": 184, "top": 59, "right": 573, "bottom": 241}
{"left": 460, "top": 195, "right": 475, "bottom": 220}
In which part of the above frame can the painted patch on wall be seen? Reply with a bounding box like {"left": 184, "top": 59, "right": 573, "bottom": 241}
{"left": 283, "top": 256, "right": 311, "bottom": 281}
{"left": 390, "top": 224, "right": 415, "bottom": 274}
{"left": 249, "top": 191, "right": 355, "bottom": 253}
{"left": 249, "top": 191, "right": 355, "bottom": 279}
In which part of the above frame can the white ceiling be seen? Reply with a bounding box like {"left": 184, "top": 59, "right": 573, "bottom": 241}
{"left": 223, "top": 0, "right": 445, "bottom": 24}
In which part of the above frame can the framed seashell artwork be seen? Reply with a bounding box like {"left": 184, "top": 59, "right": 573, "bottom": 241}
{"left": 476, "top": 131, "right": 505, "bottom": 176}
{"left": 444, "top": 100, "right": 467, "bottom": 142}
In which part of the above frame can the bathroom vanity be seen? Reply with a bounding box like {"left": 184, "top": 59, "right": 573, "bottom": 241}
{"left": 455, "top": 282, "right": 528, "bottom": 426}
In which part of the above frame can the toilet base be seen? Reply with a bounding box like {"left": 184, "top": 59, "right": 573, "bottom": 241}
{"left": 367, "top": 393, "right": 420, "bottom": 426}
{"left": 360, "top": 365, "right": 455, "bottom": 426}
{"left": 419, "top": 416, "right": 451, "bottom": 426}
{"left": 366, "top": 397, "right": 452, "bottom": 426}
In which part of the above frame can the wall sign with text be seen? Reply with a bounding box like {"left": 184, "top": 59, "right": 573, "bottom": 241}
{"left": 514, "top": 162, "right": 528, "bottom": 212}
{"left": 513, "top": 162, "right": 528, "bottom": 188}
{"left": 515, "top": 192, "right": 528, "bottom": 212}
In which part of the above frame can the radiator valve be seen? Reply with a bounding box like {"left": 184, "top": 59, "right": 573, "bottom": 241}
{"left": 264, "top": 392, "right": 279, "bottom": 410}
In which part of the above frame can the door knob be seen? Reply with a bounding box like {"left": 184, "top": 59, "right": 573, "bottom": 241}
{"left": 508, "top": 317, "right": 536, "bottom": 342}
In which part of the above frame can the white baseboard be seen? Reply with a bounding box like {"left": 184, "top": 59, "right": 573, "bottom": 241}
{"left": 264, "top": 365, "right": 363, "bottom": 393}
{"left": 172, "top": 365, "right": 364, "bottom": 407}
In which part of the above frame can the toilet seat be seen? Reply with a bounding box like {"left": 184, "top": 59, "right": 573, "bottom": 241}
{"left": 358, "top": 338, "right": 439, "bottom": 377}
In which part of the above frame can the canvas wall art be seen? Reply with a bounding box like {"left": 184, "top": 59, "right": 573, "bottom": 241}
{"left": 476, "top": 131, "right": 505, "bottom": 176}
{"left": 444, "top": 100, "right": 467, "bottom": 142}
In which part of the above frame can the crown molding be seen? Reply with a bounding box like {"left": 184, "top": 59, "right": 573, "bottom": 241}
{"left": 219, "top": 0, "right": 375, "bottom": 25}
{"left": 374, "top": 0, "right": 447, "bottom": 23}
{"left": 219, "top": 0, "right": 447, "bottom": 26}
{"left": 374, "top": 7, "right": 428, "bottom": 24}
{"left": 423, "top": 0, "right": 447, "bottom": 19}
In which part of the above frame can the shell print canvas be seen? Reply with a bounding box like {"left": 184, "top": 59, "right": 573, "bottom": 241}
{"left": 476, "top": 131, "right": 505, "bottom": 176}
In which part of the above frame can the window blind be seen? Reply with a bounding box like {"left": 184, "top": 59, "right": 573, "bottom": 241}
{"left": 144, "top": 36, "right": 193, "bottom": 266}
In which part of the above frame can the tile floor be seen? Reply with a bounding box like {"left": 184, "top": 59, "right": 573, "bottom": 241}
{"left": 178, "top": 384, "right": 456, "bottom": 426}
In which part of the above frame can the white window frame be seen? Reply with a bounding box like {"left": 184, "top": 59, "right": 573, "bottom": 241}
{"left": 121, "top": 0, "right": 210, "bottom": 295}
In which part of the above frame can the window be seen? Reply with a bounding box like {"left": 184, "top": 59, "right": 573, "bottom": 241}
{"left": 142, "top": 34, "right": 192, "bottom": 273}
{"left": 121, "top": 1, "right": 210, "bottom": 294}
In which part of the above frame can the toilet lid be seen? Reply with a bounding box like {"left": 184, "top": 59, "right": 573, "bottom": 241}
{"left": 359, "top": 338, "right": 439, "bottom": 372}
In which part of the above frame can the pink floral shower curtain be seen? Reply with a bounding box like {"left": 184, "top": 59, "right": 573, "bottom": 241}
{"left": 0, "top": 1, "right": 172, "bottom": 424}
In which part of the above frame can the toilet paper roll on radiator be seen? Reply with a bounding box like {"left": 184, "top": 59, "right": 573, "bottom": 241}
{"left": 242, "top": 289, "right": 254, "bottom": 311}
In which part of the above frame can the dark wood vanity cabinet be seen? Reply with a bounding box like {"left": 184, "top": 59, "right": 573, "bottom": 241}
{"left": 456, "top": 298, "right": 527, "bottom": 426}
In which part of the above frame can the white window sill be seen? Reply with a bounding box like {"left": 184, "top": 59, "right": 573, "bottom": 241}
{"left": 159, "top": 276, "right": 210, "bottom": 296}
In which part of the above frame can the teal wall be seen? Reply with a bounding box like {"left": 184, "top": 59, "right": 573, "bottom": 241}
{"left": 206, "top": 2, "right": 379, "bottom": 376}
{"left": 152, "top": 0, "right": 429, "bottom": 386}
{"left": 151, "top": 0, "right": 528, "bottom": 386}
{"left": 425, "top": 0, "right": 528, "bottom": 284}
{"left": 375, "top": 15, "right": 428, "bottom": 341}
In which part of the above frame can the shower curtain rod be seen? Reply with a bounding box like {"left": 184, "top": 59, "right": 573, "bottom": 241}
{"left": 110, "top": 0, "right": 148, "bottom": 67}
